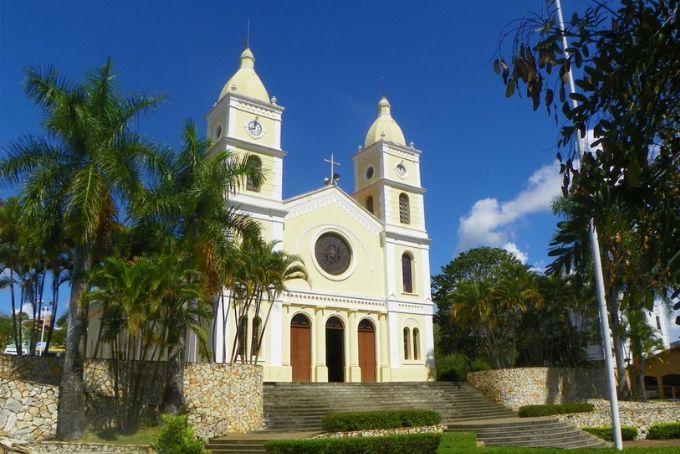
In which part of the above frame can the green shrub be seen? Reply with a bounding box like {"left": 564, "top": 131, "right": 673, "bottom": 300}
{"left": 517, "top": 403, "right": 594, "bottom": 417}
{"left": 264, "top": 433, "right": 441, "bottom": 454}
{"left": 582, "top": 425, "right": 638, "bottom": 441}
{"left": 470, "top": 358, "right": 491, "bottom": 372}
{"left": 321, "top": 409, "right": 441, "bottom": 432}
{"left": 436, "top": 353, "right": 470, "bottom": 381}
{"left": 152, "top": 414, "right": 208, "bottom": 454}
{"left": 647, "top": 422, "right": 680, "bottom": 439}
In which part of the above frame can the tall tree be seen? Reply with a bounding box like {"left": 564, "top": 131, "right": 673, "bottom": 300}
{"left": 0, "top": 60, "right": 163, "bottom": 439}
{"left": 495, "top": 0, "right": 679, "bottom": 291}
{"left": 136, "top": 120, "right": 262, "bottom": 414}
{"left": 225, "top": 238, "right": 308, "bottom": 365}
{"left": 432, "top": 247, "right": 524, "bottom": 361}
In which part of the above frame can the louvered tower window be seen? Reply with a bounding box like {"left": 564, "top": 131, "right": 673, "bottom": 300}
{"left": 399, "top": 193, "right": 410, "bottom": 224}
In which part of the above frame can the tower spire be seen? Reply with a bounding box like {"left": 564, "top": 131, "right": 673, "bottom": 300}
{"left": 246, "top": 18, "right": 251, "bottom": 48}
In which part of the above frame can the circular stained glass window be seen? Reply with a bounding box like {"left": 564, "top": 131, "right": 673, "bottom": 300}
{"left": 315, "top": 232, "right": 352, "bottom": 275}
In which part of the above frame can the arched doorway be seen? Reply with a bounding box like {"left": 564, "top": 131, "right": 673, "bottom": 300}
{"left": 290, "top": 314, "right": 311, "bottom": 382}
{"left": 326, "top": 317, "right": 345, "bottom": 382}
{"left": 358, "top": 319, "right": 376, "bottom": 383}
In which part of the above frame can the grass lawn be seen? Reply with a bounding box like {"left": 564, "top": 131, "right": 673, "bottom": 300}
{"left": 76, "top": 426, "right": 160, "bottom": 446}
{"left": 437, "top": 432, "right": 680, "bottom": 453}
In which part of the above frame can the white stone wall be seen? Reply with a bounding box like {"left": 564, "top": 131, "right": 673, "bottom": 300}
{"left": 312, "top": 424, "right": 445, "bottom": 439}
{"left": 184, "top": 363, "right": 263, "bottom": 439}
{"left": 0, "top": 355, "right": 263, "bottom": 442}
{"left": 0, "top": 377, "right": 58, "bottom": 441}
{"left": 556, "top": 399, "right": 680, "bottom": 439}
{"left": 26, "top": 441, "right": 151, "bottom": 453}
{"left": 467, "top": 367, "right": 608, "bottom": 411}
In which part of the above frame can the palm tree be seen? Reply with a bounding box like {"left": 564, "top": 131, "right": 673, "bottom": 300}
{"left": 0, "top": 60, "right": 163, "bottom": 439}
{"left": 0, "top": 198, "right": 24, "bottom": 355}
{"left": 86, "top": 252, "right": 208, "bottom": 433}
{"left": 249, "top": 240, "right": 308, "bottom": 365}
{"left": 136, "top": 120, "right": 262, "bottom": 414}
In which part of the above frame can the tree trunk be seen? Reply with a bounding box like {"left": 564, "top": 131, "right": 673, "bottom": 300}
{"left": 56, "top": 245, "right": 91, "bottom": 440}
{"left": 161, "top": 334, "right": 185, "bottom": 415}
{"left": 9, "top": 267, "right": 22, "bottom": 356}
{"left": 607, "top": 290, "right": 631, "bottom": 400}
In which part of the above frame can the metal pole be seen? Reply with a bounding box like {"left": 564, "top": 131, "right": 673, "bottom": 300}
{"left": 554, "top": 0, "right": 623, "bottom": 449}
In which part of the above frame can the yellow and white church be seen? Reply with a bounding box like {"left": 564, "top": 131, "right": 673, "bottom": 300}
{"left": 210, "top": 48, "right": 435, "bottom": 383}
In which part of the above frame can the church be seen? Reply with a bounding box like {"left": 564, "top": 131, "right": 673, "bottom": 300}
{"left": 209, "top": 47, "right": 435, "bottom": 383}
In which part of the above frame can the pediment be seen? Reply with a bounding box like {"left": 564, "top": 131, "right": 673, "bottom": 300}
{"left": 283, "top": 185, "right": 382, "bottom": 236}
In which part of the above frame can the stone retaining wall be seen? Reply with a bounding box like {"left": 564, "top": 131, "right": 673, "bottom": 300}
{"left": 0, "top": 355, "right": 263, "bottom": 442}
{"left": 311, "top": 424, "right": 445, "bottom": 439}
{"left": 184, "top": 363, "right": 263, "bottom": 439}
{"left": 27, "top": 441, "right": 151, "bottom": 453}
{"left": 556, "top": 399, "right": 680, "bottom": 439}
{"left": 0, "top": 377, "right": 58, "bottom": 441}
{"left": 0, "top": 356, "right": 61, "bottom": 386}
{"left": 468, "top": 367, "right": 608, "bottom": 410}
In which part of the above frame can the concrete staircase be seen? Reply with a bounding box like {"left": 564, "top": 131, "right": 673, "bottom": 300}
{"left": 262, "top": 381, "right": 514, "bottom": 431}
{"left": 206, "top": 382, "right": 607, "bottom": 452}
{"left": 446, "top": 417, "right": 610, "bottom": 449}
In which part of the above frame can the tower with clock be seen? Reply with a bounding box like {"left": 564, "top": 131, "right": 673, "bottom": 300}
{"left": 208, "top": 47, "right": 434, "bottom": 383}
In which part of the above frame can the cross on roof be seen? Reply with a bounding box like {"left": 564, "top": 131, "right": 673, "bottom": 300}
{"left": 323, "top": 153, "right": 341, "bottom": 186}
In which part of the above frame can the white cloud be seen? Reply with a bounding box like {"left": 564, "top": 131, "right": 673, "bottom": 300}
{"left": 456, "top": 161, "right": 562, "bottom": 255}
{"left": 502, "top": 242, "right": 528, "bottom": 265}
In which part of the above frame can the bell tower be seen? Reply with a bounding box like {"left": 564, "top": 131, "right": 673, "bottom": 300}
{"left": 352, "top": 97, "right": 426, "bottom": 233}
{"left": 207, "top": 47, "right": 287, "bottom": 242}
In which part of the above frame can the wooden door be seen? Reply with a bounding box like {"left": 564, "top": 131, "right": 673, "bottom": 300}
{"left": 290, "top": 314, "right": 311, "bottom": 382}
{"left": 358, "top": 319, "right": 376, "bottom": 383}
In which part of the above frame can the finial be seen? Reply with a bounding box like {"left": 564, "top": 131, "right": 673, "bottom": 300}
{"left": 246, "top": 18, "right": 251, "bottom": 49}
{"left": 380, "top": 76, "right": 386, "bottom": 98}
{"left": 271, "top": 95, "right": 277, "bottom": 105}
{"left": 409, "top": 140, "right": 415, "bottom": 148}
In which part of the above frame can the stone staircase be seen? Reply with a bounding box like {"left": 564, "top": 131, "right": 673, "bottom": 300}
{"left": 262, "top": 381, "right": 514, "bottom": 431}
{"left": 446, "top": 417, "right": 610, "bottom": 449}
{"left": 205, "top": 381, "right": 607, "bottom": 452}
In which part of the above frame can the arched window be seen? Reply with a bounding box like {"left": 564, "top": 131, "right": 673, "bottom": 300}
{"left": 402, "top": 253, "right": 414, "bottom": 293}
{"left": 399, "top": 193, "right": 410, "bottom": 224}
{"left": 251, "top": 316, "right": 262, "bottom": 357}
{"left": 246, "top": 156, "right": 262, "bottom": 192}
{"left": 403, "top": 327, "right": 411, "bottom": 360}
{"left": 366, "top": 196, "right": 374, "bottom": 214}
{"left": 413, "top": 328, "right": 420, "bottom": 360}
{"left": 237, "top": 316, "right": 248, "bottom": 359}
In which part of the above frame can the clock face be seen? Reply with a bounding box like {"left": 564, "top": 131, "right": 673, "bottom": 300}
{"left": 396, "top": 163, "right": 407, "bottom": 178}
{"left": 246, "top": 119, "right": 263, "bottom": 138}
{"left": 315, "top": 232, "right": 352, "bottom": 275}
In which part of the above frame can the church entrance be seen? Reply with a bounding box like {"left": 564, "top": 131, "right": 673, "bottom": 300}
{"left": 325, "top": 317, "right": 345, "bottom": 382}
{"left": 358, "top": 319, "right": 376, "bottom": 383}
{"left": 290, "top": 314, "right": 311, "bottom": 382}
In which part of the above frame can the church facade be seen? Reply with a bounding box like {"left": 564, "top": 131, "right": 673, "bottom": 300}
{"left": 210, "top": 48, "right": 435, "bottom": 382}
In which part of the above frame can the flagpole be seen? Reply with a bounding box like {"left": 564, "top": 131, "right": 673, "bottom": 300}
{"left": 554, "top": 0, "right": 623, "bottom": 449}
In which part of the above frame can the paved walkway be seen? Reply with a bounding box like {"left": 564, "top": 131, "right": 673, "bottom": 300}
{"left": 624, "top": 438, "right": 680, "bottom": 448}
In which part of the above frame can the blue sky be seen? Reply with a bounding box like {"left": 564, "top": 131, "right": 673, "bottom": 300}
{"left": 0, "top": 0, "right": 677, "bottom": 341}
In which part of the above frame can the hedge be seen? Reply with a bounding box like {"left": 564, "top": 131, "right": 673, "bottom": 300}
{"left": 582, "top": 425, "right": 638, "bottom": 441}
{"left": 320, "top": 409, "right": 441, "bottom": 432}
{"left": 517, "top": 403, "right": 594, "bottom": 417}
{"left": 647, "top": 422, "right": 680, "bottom": 440}
{"left": 264, "top": 433, "right": 442, "bottom": 454}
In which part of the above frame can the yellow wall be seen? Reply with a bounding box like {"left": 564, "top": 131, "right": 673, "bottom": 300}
{"left": 231, "top": 148, "right": 279, "bottom": 200}
{"left": 283, "top": 204, "right": 385, "bottom": 297}
{"left": 385, "top": 153, "right": 419, "bottom": 187}
{"left": 384, "top": 186, "right": 425, "bottom": 229}
{"left": 231, "top": 109, "right": 278, "bottom": 150}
